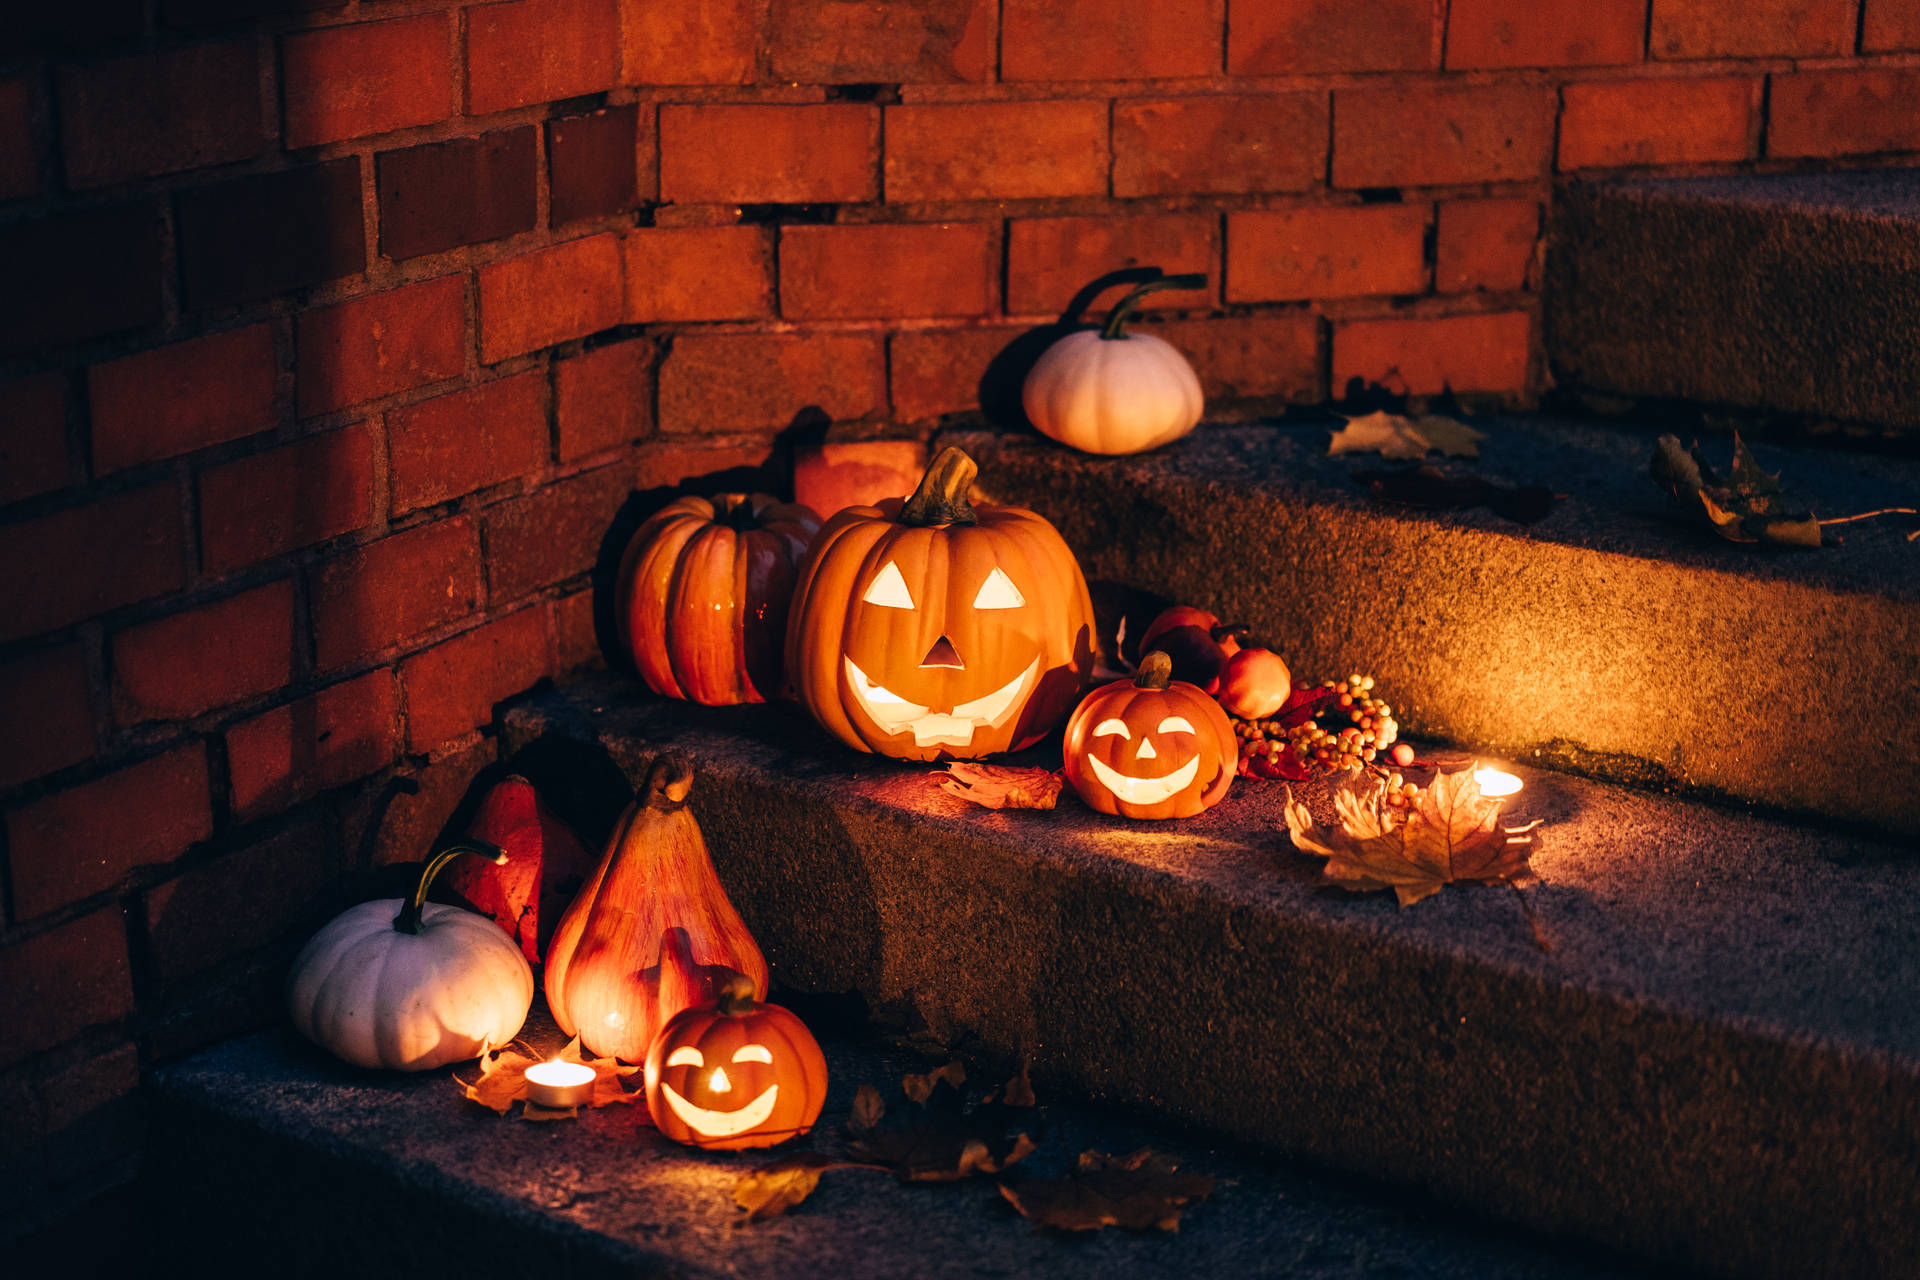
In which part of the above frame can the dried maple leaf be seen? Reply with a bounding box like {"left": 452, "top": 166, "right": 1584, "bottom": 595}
{"left": 845, "top": 1063, "right": 1040, "bottom": 1181}
{"left": 733, "top": 1152, "right": 876, "bottom": 1222}
{"left": 457, "top": 1042, "right": 539, "bottom": 1114}
{"left": 454, "top": 1036, "right": 640, "bottom": 1116}
{"left": 937, "top": 764, "right": 1063, "bottom": 810}
{"left": 999, "top": 1148, "right": 1214, "bottom": 1233}
{"left": 1284, "top": 768, "right": 1542, "bottom": 907}
{"left": 1651, "top": 433, "right": 1822, "bottom": 548}
{"left": 1330, "top": 411, "right": 1486, "bottom": 460}
{"left": 557, "top": 1034, "right": 643, "bottom": 1108}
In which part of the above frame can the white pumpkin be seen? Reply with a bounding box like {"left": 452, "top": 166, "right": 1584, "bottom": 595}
{"left": 1022, "top": 273, "right": 1206, "bottom": 456}
{"left": 287, "top": 842, "right": 533, "bottom": 1071}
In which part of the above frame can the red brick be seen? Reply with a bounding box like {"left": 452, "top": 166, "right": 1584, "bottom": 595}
{"left": 888, "top": 325, "right": 1025, "bottom": 422}
{"left": 176, "top": 160, "right": 365, "bottom": 311}
{"left": 659, "top": 332, "right": 885, "bottom": 433}
{"left": 782, "top": 222, "right": 993, "bottom": 320}
{"left": 483, "top": 463, "right": 631, "bottom": 603}
{"left": 1559, "top": 76, "right": 1759, "bottom": 170}
{"left": 1333, "top": 84, "right": 1554, "bottom": 189}
{"left": 659, "top": 104, "right": 879, "bottom": 204}
{"left": 1333, "top": 310, "right": 1532, "bottom": 397}
{"left": 1435, "top": 199, "right": 1538, "bottom": 294}
{"left": 309, "top": 516, "right": 481, "bottom": 670}
{"left": 793, "top": 439, "right": 926, "bottom": 516}
{"left": 634, "top": 439, "right": 776, "bottom": 491}
{"left": 297, "top": 276, "right": 466, "bottom": 417}
{"left": 1003, "top": 0, "right": 1220, "bottom": 80}
{"left": 466, "top": 0, "right": 620, "bottom": 115}
{"left": 1226, "top": 205, "right": 1428, "bottom": 303}
{"left": 199, "top": 425, "right": 376, "bottom": 575}
{"left": 1229, "top": 0, "right": 1439, "bottom": 74}
{"left": 0, "top": 909, "right": 133, "bottom": 1069}
{"left": 1769, "top": 69, "right": 1920, "bottom": 160}
{"left": 0, "top": 373, "right": 70, "bottom": 505}
{"left": 1446, "top": 0, "right": 1645, "bottom": 69}
{"left": 144, "top": 819, "right": 341, "bottom": 982}
{"left": 388, "top": 371, "right": 548, "bottom": 514}
{"left": 226, "top": 668, "right": 397, "bottom": 819}
{"left": 1008, "top": 215, "right": 1215, "bottom": 316}
{"left": 477, "top": 233, "right": 623, "bottom": 363}
{"left": 6, "top": 745, "right": 211, "bottom": 919}
{"left": 886, "top": 101, "right": 1109, "bottom": 202}
{"left": 112, "top": 580, "right": 295, "bottom": 725}
{"left": 57, "top": 41, "right": 263, "bottom": 188}
{"left": 0, "top": 644, "right": 95, "bottom": 789}
{"left": 620, "top": 0, "right": 764, "bottom": 85}
{"left": 89, "top": 325, "right": 277, "bottom": 472}
{"left": 1113, "top": 93, "right": 1326, "bottom": 197}
{"left": 0, "top": 77, "right": 37, "bottom": 202}
{"left": 1651, "top": 0, "right": 1855, "bottom": 59}
{"left": 553, "top": 588, "right": 600, "bottom": 671}
{"left": 1865, "top": 0, "right": 1920, "bottom": 50}
{"left": 377, "top": 129, "right": 537, "bottom": 261}
{"left": 549, "top": 106, "right": 643, "bottom": 225}
{"left": 401, "top": 607, "right": 549, "bottom": 750}
{"left": 0, "top": 205, "right": 163, "bottom": 357}
{"left": 283, "top": 15, "right": 452, "bottom": 149}
{"left": 0, "top": 486, "right": 183, "bottom": 643}
{"left": 556, "top": 338, "right": 654, "bottom": 461}
{"left": 1134, "top": 313, "right": 1324, "bottom": 404}
{"left": 351, "top": 735, "right": 495, "bottom": 867}
{"left": 622, "top": 225, "right": 773, "bottom": 322}
{"left": 769, "top": 0, "right": 991, "bottom": 82}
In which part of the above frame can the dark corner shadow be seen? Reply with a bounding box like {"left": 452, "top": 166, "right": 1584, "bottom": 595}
{"left": 978, "top": 266, "right": 1168, "bottom": 433}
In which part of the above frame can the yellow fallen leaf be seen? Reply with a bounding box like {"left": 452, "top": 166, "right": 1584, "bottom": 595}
{"left": 1329, "top": 411, "right": 1486, "bottom": 460}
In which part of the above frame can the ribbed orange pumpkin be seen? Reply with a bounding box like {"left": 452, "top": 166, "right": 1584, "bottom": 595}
{"left": 543, "top": 755, "right": 768, "bottom": 1062}
{"left": 1062, "top": 651, "right": 1237, "bottom": 820}
{"left": 644, "top": 973, "right": 827, "bottom": 1150}
{"left": 785, "top": 447, "right": 1095, "bottom": 762}
{"left": 617, "top": 493, "right": 821, "bottom": 705}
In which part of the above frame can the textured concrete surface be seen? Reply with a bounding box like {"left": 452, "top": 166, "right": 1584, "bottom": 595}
{"left": 148, "top": 1012, "right": 1640, "bottom": 1280}
{"left": 495, "top": 682, "right": 1920, "bottom": 1279}
{"left": 1546, "top": 171, "right": 1920, "bottom": 430}
{"left": 944, "top": 422, "right": 1920, "bottom": 834}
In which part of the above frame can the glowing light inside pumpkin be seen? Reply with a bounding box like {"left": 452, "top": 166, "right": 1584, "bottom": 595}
{"left": 1473, "top": 765, "right": 1523, "bottom": 798}
{"left": 523, "top": 1060, "right": 595, "bottom": 1108}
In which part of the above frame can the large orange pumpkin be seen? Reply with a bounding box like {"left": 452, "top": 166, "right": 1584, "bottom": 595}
{"left": 543, "top": 755, "right": 768, "bottom": 1062}
{"left": 616, "top": 493, "right": 821, "bottom": 705}
{"left": 644, "top": 973, "right": 827, "bottom": 1150}
{"left": 785, "top": 447, "right": 1094, "bottom": 762}
{"left": 1062, "top": 651, "right": 1237, "bottom": 819}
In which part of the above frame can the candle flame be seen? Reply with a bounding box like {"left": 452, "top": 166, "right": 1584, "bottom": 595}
{"left": 1473, "top": 765, "right": 1523, "bottom": 798}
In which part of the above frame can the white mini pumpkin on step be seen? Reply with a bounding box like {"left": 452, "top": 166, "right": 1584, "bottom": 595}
{"left": 1022, "top": 273, "right": 1207, "bottom": 456}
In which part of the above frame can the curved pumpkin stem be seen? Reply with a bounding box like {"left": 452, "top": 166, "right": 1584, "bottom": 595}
{"left": 899, "top": 446, "right": 978, "bottom": 528}
{"left": 393, "top": 838, "right": 507, "bottom": 935}
{"left": 714, "top": 970, "right": 758, "bottom": 1016}
{"left": 1134, "top": 650, "right": 1173, "bottom": 691}
{"left": 1212, "top": 623, "right": 1253, "bottom": 647}
{"left": 645, "top": 753, "right": 696, "bottom": 810}
{"left": 1101, "top": 273, "right": 1207, "bottom": 341}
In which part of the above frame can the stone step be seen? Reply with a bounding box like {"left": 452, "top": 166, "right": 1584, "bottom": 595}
{"left": 147, "top": 1016, "right": 1636, "bottom": 1280}
{"left": 1545, "top": 170, "right": 1920, "bottom": 433}
{"left": 493, "top": 680, "right": 1920, "bottom": 1280}
{"left": 940, "top": 422, "right": 1920, "bottom": 836}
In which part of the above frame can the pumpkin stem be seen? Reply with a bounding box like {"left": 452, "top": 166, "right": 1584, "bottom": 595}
{"left": 1212, "top": 622, "right": 1252, "bottom": 648}
{"left": 899, "top": 446, "right": 979, "bottom": 528}
{"left": 1100, "top": 273, "right": 1207, "bottom": 341}
{"left": 645, "top": 753, "right": 696, "bottom": 810}
{"left": 1134, "top": 650, "right": 1174, "bottom": 690}
{"left": 715, "top": 970, "right": 759, "bottom": 1016}
{"left": 392, "top": 838, "right": 507, "bottom": 935}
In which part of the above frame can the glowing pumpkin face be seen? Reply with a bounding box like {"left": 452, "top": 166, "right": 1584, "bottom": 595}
{"left": 787, "top": 447, "right": 1095, "bottom": 762}
{"left": 644, "top": 977, "right": 827, "bottom": 1150}
{"left": 1062, "top": 652, "right": 1237, "bottom": 820}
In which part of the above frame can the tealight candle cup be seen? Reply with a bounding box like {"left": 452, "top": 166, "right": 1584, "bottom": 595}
{"left": 524, "top": 1060, "right": 595, "bottom": 1108}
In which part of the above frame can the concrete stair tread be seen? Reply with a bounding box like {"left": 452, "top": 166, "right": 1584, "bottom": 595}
{"left": 150, "top": 1018, "right": 1635, "bottom": 1280}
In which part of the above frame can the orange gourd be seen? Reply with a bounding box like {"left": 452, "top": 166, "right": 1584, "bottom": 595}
{"left": 543, "top": 755, "right": 768, "bottom": 1062}
{"left": 1062, "top": 651, "right": 1237, "bottom": 820}
{"left": 644, "top": 973, "right": 827, "bottom": 1150}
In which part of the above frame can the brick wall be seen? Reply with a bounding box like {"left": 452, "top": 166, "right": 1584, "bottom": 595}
{"left": 4, "top": 0, "right": 1919, "bottom": 1250}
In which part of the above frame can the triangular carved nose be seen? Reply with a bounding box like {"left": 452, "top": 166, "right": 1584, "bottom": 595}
{"left": 919, "top": 636, "right": 964, "bottom": 669}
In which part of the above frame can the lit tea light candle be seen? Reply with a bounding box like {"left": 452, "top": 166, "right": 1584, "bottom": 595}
{"left": 524, "top": 1060, "right": 595, "bottom": 1108}
{"left": 1473, "top": 765, "right": 1523, "bottom": 798}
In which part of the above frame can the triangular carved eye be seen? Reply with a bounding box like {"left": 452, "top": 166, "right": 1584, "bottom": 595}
{"left": 972, "top": 566, "right": 1025, "bottom": 609}
{"left": 862, "top": 561, "right": 914, "bottom": 608}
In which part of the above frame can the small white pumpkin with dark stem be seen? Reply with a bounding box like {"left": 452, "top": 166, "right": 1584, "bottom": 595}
{"left": 1021, "top": 273, "right": 1207, "bottom": 456}
{"left": 287, "top": 841, "right": 534, "bottom": 1071}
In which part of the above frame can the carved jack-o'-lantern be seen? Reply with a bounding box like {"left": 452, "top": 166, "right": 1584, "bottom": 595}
{"left": 644, "top": 973, "right": 828, "bottom": 1150}
{"left": 785, "top": 447, "right": 1095, "bottom": 762}
{"left": 1062, "top": 651, "right": 1237, "bottom": 820}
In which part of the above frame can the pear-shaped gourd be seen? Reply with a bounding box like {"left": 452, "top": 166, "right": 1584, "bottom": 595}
{"left": 543, "top": 754, "right": 768, "bottom": 1062}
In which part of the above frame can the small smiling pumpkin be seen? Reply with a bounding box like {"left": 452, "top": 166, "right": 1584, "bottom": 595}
{"left": 644, "top": 973, "right": 827, "bottom": 1150}
{"left": 1063, "top": 651, "right": 1237, "bottom": 820}
{"left": 786, "top": 446, "right": 1094, "bottom": 762}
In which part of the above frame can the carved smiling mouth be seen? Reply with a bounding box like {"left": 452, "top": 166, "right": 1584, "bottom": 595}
{"left": 845, "top": 656, "right": 1040, "bottom": 748}
{"left": 1086, "top": 753, "right": 1199, "bottom": 805}
{"left": 661, "top": 1082, "right": 779, "bottom": 1138}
